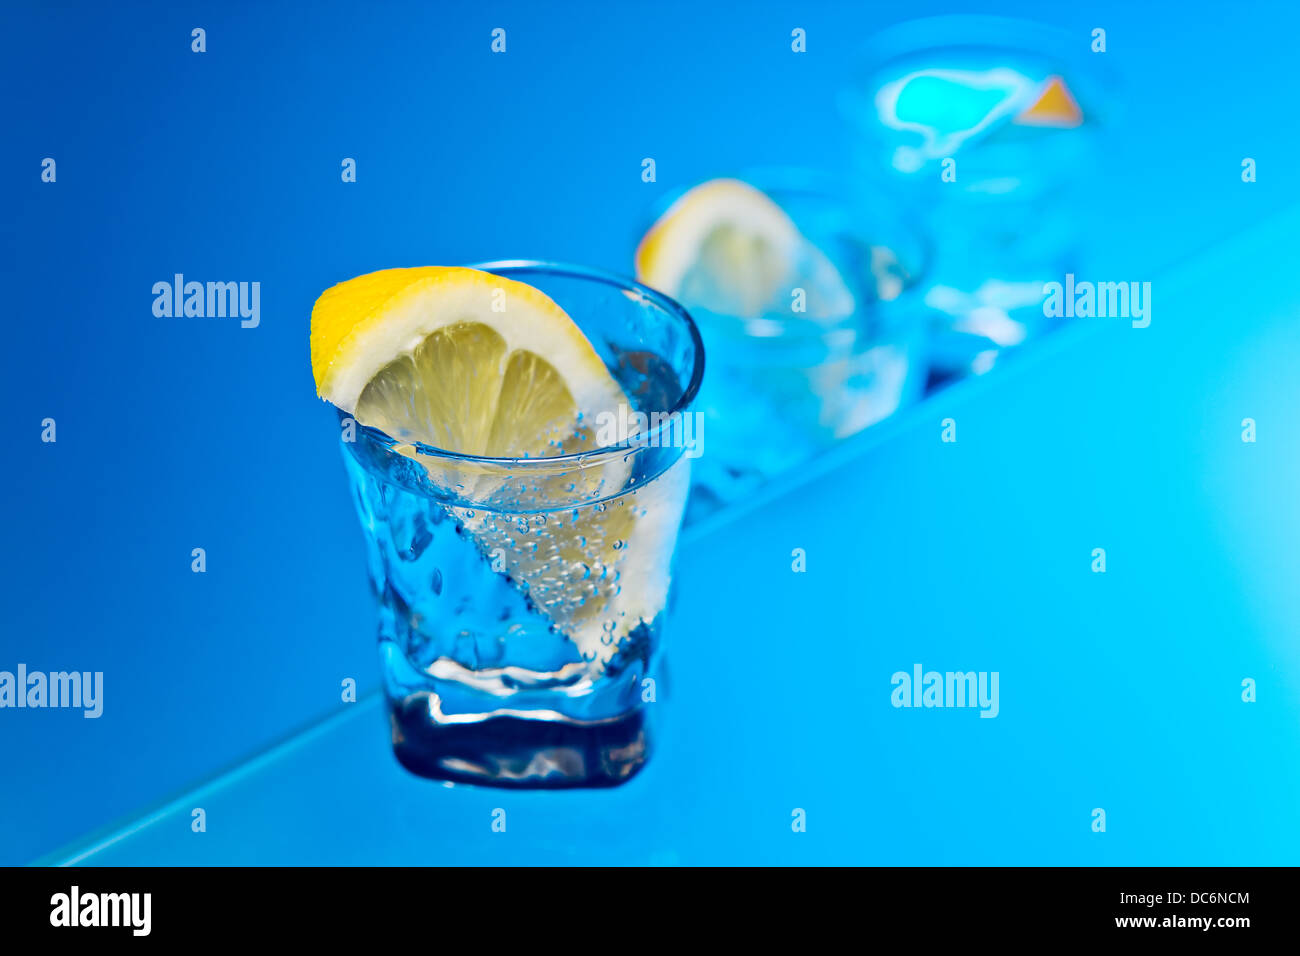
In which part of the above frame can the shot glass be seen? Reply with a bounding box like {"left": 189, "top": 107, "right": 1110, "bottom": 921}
{"left": 842, "top": 16, "right": 1115, "bottom": 375}
{"left": 337, "top": 262, "right": 704, "bottom": 788}
{"left": 640, "top": 170, "right": 929, "bottom": 515}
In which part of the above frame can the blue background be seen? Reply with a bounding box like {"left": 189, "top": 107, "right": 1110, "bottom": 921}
{"left": 2, "top": 0, "right": 1298, "bottom": 864}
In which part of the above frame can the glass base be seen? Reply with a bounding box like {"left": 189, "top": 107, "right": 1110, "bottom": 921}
{"left": 387, "top": 695, "right": 651, "bottom": 789}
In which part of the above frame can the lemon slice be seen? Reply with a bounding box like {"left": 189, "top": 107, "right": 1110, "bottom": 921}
{"left": 636, "top": 178, "right": 855, "bottom": 321}
{"left": 311, "top": 266, "right": 623, "bottom": 456}
{"left": 455, "top": 457, "right": 688, "bottom": 675}
{"left": 637, "top": 179, "right": 800, "bottom": 318}
{"left": 311, "top": 265, "right": 674, "bottom": 674}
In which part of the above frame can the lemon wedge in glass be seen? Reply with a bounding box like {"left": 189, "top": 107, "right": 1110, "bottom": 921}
{"left": 311, "top": 266, "right": 626, "bottom": 456}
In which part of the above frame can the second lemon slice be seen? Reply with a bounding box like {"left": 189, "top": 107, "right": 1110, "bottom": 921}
{"left": 636, "top": 179, "right": 801, "bottom": 319}
{"left": 636, "top": 178, "right": 855, "bottom": 322}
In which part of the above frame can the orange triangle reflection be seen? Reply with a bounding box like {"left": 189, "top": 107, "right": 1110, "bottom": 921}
{"left": 1014, "top": 75, "right": 1083, "bottom": 128}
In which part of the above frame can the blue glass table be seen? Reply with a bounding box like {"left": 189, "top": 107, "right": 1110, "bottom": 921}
{"left": 43, "top": 205, "right": 1300, "bottom": 865}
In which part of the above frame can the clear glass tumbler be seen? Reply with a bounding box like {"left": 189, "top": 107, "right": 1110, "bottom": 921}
{"left": 642, "top": 170, "right": 930, "bottom": 515}
{"left": 337, "top": 262, "right": 704, "bottom": 788}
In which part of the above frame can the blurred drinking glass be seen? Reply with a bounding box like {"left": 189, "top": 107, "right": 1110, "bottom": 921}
{"left": 636, "top": 169, "right": 930, "bottom": 517}
{"left": 843, "top": 16, "right": 1115, "bottom": 377}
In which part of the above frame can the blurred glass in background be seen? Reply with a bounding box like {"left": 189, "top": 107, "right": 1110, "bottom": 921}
{"left": 635, "top": 170, "right": 930, "bottom": 517}
{"left": 843, "top": 16, "right": 1116, "bottom": 379}
{"left": 627, "top": 18, "right": 1120, "bottom": 518}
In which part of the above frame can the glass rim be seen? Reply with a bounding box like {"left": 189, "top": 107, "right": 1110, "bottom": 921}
{"left": 342, "top": 259, "right": 705, "bottom": 471}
